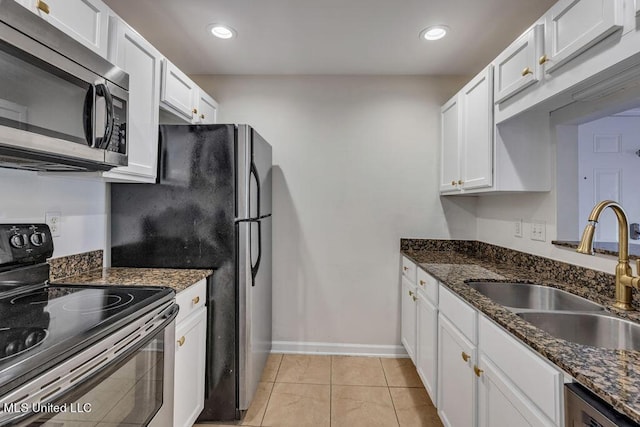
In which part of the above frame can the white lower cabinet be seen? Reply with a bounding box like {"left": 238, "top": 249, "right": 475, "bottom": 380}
{"left": 173, "top": 280, "right": 207, "bottom": 427}
{"left": 437, "top": 314, "right": 476, "bottom": 427}
{"left": 401, "top": 276, "right": 417, "bottom": 362}
{"left": 416, "top": 290, "right": 437, "bottom": 402}
{"left": 477, "top": 355, "right": 554, "bottom": 427}
{"left": 400, "top": 257, "right": 566, "bottom": 427}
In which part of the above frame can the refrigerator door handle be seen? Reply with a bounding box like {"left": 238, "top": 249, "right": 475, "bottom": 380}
{"left": 250, "top": 162, "right": 261, "bottom": 218}
{"left": 250, "top": 220, "right": 262, "bottom": 286}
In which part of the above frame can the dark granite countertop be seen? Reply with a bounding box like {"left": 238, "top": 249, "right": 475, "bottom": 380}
{"left": 54, "top": 267, "right": 213, "bottom": 293}
{"left": 401, "top": 245, "right": 640, "bottom": 424}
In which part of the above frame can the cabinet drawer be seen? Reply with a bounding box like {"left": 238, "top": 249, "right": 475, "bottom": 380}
{"left": 439, "top": 284, "right": 477, "bottom": 344}
{"left": 479, "top": 315, "right": 562, "bottom": 424}
{"left": 176, "top": 279, "right": 206, "bottom": 324}
{"left": 544, "top": 0, "right": 624, "bottom": 74}
{"left": 401, "top": 256, "right": 416, "bottom": 283}
{"left": 494, "top": 24, "right": 542, "bottom": 104}
{"left": 416, "top": 269, "right": 438, "bottom": 304}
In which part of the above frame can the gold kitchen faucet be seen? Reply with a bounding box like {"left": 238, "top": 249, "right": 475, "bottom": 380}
{"left": 577, "top": 200, "right": 640, "bottom": 311}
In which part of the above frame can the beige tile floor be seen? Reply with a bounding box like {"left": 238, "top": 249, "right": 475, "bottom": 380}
{"left": 195, "top": 354, "right": 443, "bottom": 427}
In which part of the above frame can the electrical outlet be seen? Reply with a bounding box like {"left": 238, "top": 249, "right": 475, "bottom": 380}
{"left": 514, "top": 219, "right": 523, "bottom": 238}
{"left": 531, "top": 220, "right": 546, "bottom": 242}
{"left": 45, "top": 212, "right": 61, "bottom": 237}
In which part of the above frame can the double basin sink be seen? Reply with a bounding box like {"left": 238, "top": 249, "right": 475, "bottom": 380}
{"left": 467, "top": 281, "right": 640, "bottom": 351}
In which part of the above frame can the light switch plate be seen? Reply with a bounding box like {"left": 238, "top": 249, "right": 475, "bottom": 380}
{"left": 514, "top": 219, "right": 523, "bottom": 238}
{"left": 531, "top": 220, "right": 546, "bottom": 242}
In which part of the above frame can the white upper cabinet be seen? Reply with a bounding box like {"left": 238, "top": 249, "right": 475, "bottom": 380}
{"left": 193, "top": 89, "right": 218, "bottom": 125}
{"left": 160, "top": 59, "right": 198, "bottom": 122}
{"left": 18, "top": 0, "right": 110, "bottom": 58}
{"left": 440, "top": 65, "right": 493, "bottom": 194}
{"left": 459, "top": 66, "right": 493, "bottom": 191}
{"left": 544, "top": 0, "right": 624, "bottom": 74}
{"left": 439, "top": 96, "right": 460, "bottom": 193}
{"left": 103, "top": 17, "right": 162, "bottom": 182}
{"left": 636, "top": 0, "right": 640, "bottom": 15}
{"left": 494, "top": 24, "right": 543, "bottom": 104}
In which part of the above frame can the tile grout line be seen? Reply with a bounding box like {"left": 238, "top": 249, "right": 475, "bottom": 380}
{"left": 379, "top": 357, "right": 402, "bottom": 426}
{"left": 329, "top": 355, "right": 333, "bottom": 427}
{"left": 386, "top": 385, "right": 402, "bottom": 427}
{"left": 259, "top": 354, "right": 284, "bottom": 426}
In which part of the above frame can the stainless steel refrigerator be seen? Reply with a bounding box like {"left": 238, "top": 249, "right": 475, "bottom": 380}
{"left": 110, "top": 124, "right": 272, "bottom": 421}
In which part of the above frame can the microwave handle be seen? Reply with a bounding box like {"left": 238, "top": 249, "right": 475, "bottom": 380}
{"left": 82, "top": 84, "right": 95, "bottom": 147}
{"left": 95, "top": 83, "right": 114, "bottom": 149}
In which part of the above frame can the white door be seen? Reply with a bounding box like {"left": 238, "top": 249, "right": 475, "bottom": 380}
{"left": 578, "top": 115, "right": 640, "bottom": 241}
{"left": 161, "top": 59, "right": 197, "bottom": 121}
{"left": 194, "top": 90, "right": 218, "bottom": 124}
{"left": 29, "top": 0, "right": 110, "bottom": 58}
{"left": 544, "top": 0, "right": 624, "bottom": 73}
{"left": 104, "top": 17, "right": 161, "bottom": 182}
{"left": 437, "top": 314, "right": 475, "bottom": 427}
{"left": 416, "top": 292, "right": 438, "bottom": 404}
{"left": 477, "top": 355, "right": 555, "bottom": 427}
{"left": 401, "top": 277, "right": 417, "bottom": 362}
{"left": 460, "top": 66, "right": 493, "bottom": 190}
{"left": 494, "top": 24, "right": 543, "bottom": 104}
{"left": 174, "top": 307, "right": 207, "bottom": 427}
{"left": 440, "top": 96, "right": 460, "bottom": 193}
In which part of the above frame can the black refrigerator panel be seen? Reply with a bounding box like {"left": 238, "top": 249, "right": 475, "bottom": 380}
{"left": 110, "top": 124, "right": 239, "bottom": 420}
{"left": 111, "top": 124, "right": 236, "bottom": 269}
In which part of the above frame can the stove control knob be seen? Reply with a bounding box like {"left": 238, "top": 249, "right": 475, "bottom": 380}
{"left": 10, "top": 234, "right": 27, "bottom": 249}
{"left": 30, "top": 232, "right": 46, "bottom": 247}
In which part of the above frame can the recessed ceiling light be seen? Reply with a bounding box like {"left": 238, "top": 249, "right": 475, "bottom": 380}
{"left": 420, "top": 25, "right": 449, "bottom": 41}
{"left": 208, "top": 24, "right": 236, "bottom": 39}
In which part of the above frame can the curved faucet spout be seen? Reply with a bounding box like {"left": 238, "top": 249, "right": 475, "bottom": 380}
{"left": 577, "top": 200, "right": 629, "bottom": 261}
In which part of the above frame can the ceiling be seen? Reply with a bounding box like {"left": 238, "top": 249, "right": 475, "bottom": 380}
{"left": 104, "top": 0, "right": 556, "bottom": 76}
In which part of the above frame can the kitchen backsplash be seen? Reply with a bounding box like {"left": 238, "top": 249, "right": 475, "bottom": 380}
{"left": 48, "top": 249, "right": 103, "bottom": 281}
{"left": 401, "top": 239, "right": 622, "bottom": 303}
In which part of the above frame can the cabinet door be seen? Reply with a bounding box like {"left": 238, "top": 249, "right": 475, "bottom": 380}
{"left": 161, "top": 59, "right": 197, "bottom": 121}
{"left": 103, "top": 17, "right": 161, "bottom": 182}
{"left": 401, "top": 277, "right": 417, "bottom": 362}
{"left": 477, "top": 355, "right": 555, "bottom": 427}
{"left": 494, "top": 24, "right": 543, "bottom": 104}
{"left": 194, "top": 89, "right": 218, "bottom": 124}
{"left": 416, "top": 292, "right": 437, "bottom": 404}
{"left": 440, "top": 95, "right": 460, "bottom": 193}
{"left": 437, "top": 314, "right": 475, "bottom": 427}
{"left": 28, "top": 0, "right": 110, "bottom": 58}
{"left": 174, "top": 307, "right": 207, "bottom": 427}
{"left": 544, "top": 0, "right": 624, "bottom": 74}
{"left": 460, "top": 66, "right": 493, "bottom": 191}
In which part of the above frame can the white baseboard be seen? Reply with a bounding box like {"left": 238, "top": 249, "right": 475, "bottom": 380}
{"left": 271, "top": 341, "right": 409, "bottom": 358}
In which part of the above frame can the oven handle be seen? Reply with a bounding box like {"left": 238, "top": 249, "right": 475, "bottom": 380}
{"left": 0, "top": 301, "right": 178, "bottom": 426}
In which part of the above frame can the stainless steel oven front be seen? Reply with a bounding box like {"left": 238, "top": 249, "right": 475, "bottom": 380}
{"left": 0, "top": 302, "right": 178, "bottom": 427}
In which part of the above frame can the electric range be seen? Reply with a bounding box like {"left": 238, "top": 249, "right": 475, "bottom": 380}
{"left": 0, "top": 224, "right": 178, "bottom": 426}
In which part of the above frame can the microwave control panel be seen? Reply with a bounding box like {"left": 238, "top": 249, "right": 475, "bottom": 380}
{"left": 107, "top": 96, "right": 127, "bottom": 155}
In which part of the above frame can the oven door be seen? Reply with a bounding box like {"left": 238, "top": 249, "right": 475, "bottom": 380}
{"left": 0, "top": 303, "right": 177, "bottom": 427}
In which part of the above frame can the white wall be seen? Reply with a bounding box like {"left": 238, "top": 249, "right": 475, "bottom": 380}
{"left": 192, "top": 75, "right": 475, "bottom": 354}
{"left": 475, "top": 112, "right": 620, "bottom": 275}
{"left": 0, "top": 169, "right": 107, "bottom": 258}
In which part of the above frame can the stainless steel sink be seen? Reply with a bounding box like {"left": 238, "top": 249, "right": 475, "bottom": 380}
{"left": 466, "top": 282, "right": 605, "bottom": 311}
{"left": 517, "top": 311, "right": 640, "bottom": 350}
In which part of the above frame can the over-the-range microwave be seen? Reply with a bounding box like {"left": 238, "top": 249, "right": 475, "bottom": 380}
{"left": 0, "top": 1, "right": 128, "bottom": 172}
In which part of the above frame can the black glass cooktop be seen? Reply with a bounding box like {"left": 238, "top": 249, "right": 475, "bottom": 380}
{"left": 0, "top": 284, "right": 174, "bottom": 395}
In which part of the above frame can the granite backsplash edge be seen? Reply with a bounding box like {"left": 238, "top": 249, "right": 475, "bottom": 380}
{"left": 400, "top": 238, "right": 621, "bottom": 302}
{"left": 48, "top": 250, "right": 103, "bottom": 281}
